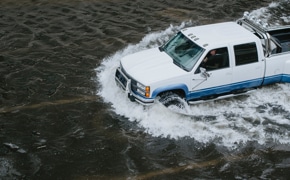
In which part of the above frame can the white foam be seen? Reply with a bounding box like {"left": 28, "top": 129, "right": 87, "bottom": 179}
{"left": 248, "top": 2, "right": 278, "bottom": 22}
{"left": 96, "top": 3, "right": 290, "bottom": 148}
{"left": 248, "top": 1, "right": 290, "bottom": 26}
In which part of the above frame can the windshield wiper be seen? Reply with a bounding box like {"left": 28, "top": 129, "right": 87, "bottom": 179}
{"left": 173, "top": 59, "right": 188, "bottom": 71}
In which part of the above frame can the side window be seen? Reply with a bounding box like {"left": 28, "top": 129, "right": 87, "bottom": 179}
{"left": 195, "top": 47, "right": 229, "bottom": 74}
{"left": 234, "top": 42, "right": 258, "bottom": 66}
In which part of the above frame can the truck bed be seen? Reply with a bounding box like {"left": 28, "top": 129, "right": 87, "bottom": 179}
{"left": 268, "top": 28, "right": 290, "bottom": 53}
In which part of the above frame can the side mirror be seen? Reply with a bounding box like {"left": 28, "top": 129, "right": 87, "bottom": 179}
{"left": 200, "top": 67, "right": 210, "bottom": 79}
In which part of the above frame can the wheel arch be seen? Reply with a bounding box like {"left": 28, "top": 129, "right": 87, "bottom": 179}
{"left": 151, "top": 84, "right": 189, "bottom": 99}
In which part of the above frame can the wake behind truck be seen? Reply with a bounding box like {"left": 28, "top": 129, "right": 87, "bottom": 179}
{"left": 115, "top": 12, "right": 290, "bottom": 107}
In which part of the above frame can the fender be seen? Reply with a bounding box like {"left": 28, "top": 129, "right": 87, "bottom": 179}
{"left": 151, "top": 84, "right": 189, "bottom": 98}
{"left": 281, "top": 60, "right": 290, "bottom": 82}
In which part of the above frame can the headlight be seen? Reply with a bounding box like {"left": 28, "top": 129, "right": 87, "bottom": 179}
{"left": 136, "top": 82, "right": 150, "bottom": 97}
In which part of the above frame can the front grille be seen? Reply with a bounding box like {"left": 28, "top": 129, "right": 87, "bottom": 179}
{"left": 131, "top": 79, "right": 137, "bottom": 92}
{"left": 119, "top": 66, "right": 137, "bottom": 92}
{"left": 115, "top": 69, "right": 127, "bottom": 90}
{"left": 116, "top": 65, "right": 150, "bottom": 102}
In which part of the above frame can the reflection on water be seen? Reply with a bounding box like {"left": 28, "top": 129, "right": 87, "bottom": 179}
{"left": 1, "top": 0, "right": 290, "bottom": 179}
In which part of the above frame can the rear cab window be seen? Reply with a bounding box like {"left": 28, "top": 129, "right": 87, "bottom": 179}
{"left": 234, "top": 42, "right": 258, "bottom": 66}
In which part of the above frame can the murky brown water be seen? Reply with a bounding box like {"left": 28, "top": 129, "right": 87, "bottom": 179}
{"left": 1, "top": 0, "right": 290, "bottom": 179}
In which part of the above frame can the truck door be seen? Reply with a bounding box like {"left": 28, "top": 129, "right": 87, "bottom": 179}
{"left": 189, "top": 47, "right": 233, "bottom": 100}
{"left": 231, "top": 42, "right": 265, "bottom": 91}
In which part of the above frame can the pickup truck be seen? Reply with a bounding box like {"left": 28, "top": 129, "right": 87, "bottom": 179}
{"left": 115, "top": 12, "right": 290, "bottom": 107}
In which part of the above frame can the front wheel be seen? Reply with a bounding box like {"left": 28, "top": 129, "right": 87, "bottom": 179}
{"left": 158, "top": 91, "right": 187, "bottom": 110}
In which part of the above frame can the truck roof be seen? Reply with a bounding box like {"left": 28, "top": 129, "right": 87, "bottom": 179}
{"left": 181, "top": 22, "right": 258, "bottom": 49}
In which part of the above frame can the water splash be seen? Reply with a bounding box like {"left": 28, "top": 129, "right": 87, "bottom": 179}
{"left": 248, "top": 1, "right": 290, "bottom": 26}
{"left": 96, "top": 2, "right": 290, "bottom": 148}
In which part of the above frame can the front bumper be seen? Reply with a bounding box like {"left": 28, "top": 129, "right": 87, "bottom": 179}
{"left": 115, "top": 67, "right": 154, "bottom": 105}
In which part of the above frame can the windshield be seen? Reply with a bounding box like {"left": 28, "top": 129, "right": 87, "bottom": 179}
{"left": 162, "top": 32, "right": 205, "bottom": 71}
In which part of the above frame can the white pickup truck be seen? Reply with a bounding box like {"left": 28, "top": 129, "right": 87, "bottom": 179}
{"left": 115, "top": 13, "right": 290, "bottom": 106}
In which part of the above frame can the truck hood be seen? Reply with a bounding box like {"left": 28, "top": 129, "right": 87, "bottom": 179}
{"left": 120, "top": 48, "right": 188, "bottom": 85}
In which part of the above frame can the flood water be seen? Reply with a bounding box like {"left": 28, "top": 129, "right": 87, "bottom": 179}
{"left": 1, "top": 0, "right": 290, "bottom": 179}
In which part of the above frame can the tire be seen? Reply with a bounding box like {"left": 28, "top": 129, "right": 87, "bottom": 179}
{"left": 158, "top": 91, "right": 187, "bottom": 110}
